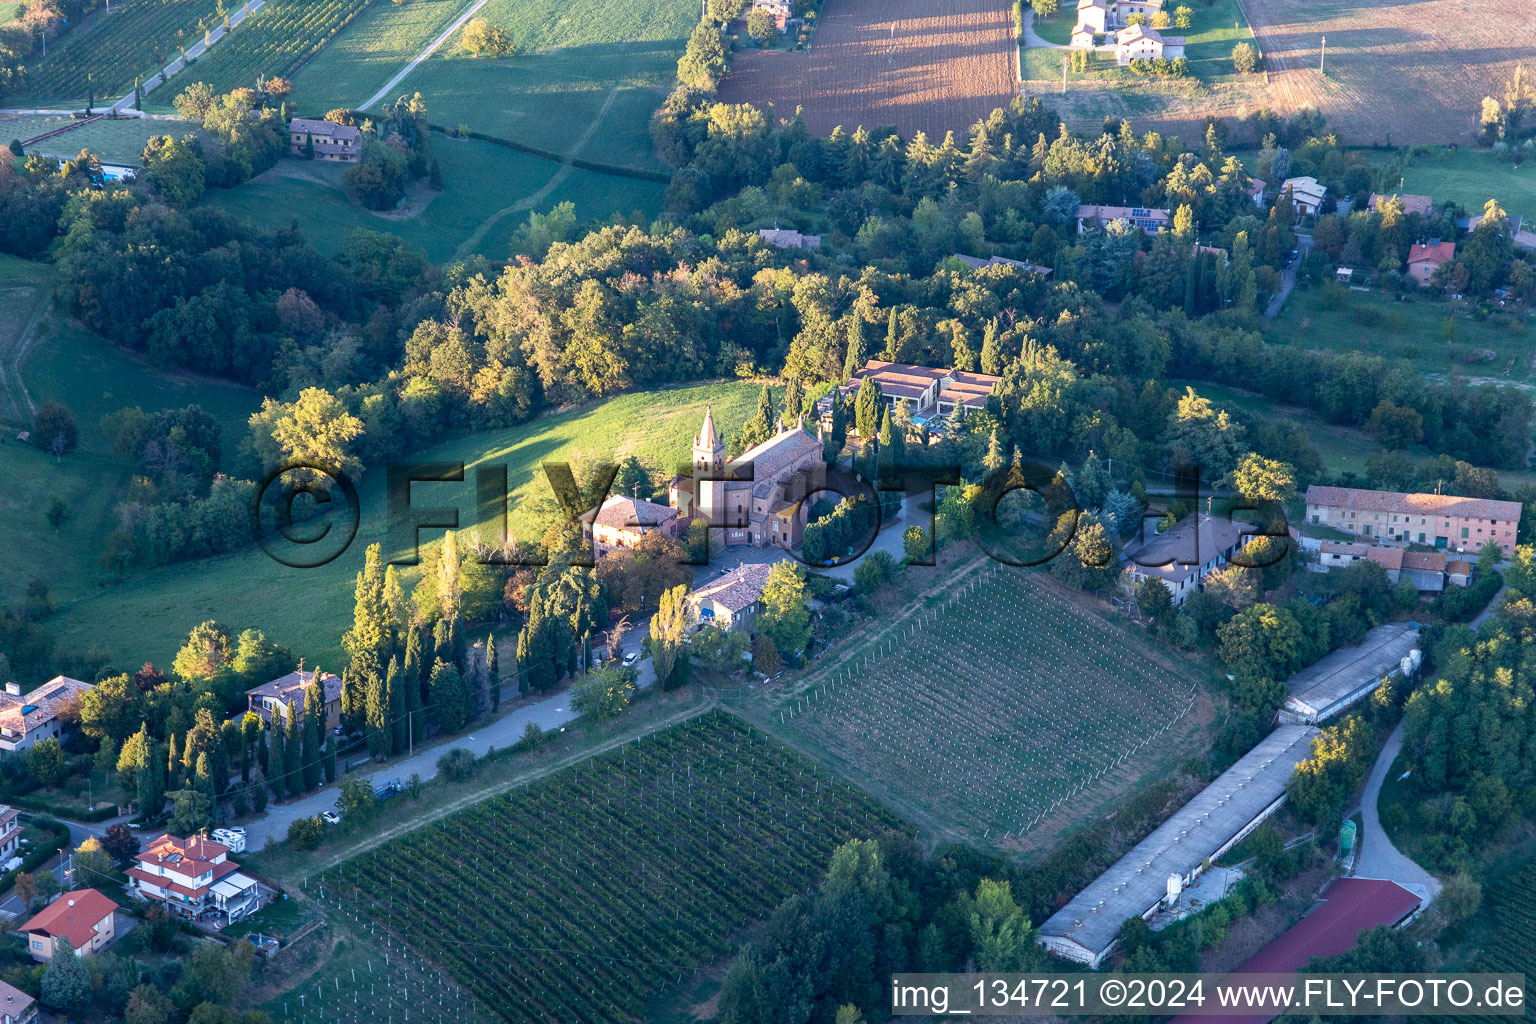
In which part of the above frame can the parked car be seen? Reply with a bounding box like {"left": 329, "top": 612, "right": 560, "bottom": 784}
{"left": 623, "top": 652, "right": 639, "bottom": 666}
{"left": 321, "top": 811, "right": 341, "bottom": 825}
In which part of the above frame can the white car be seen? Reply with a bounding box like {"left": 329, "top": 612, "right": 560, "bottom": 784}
{"left": 623, "top": 652, "right": 639, "bottom": 666}
{"left": 321, "top": 811, "right": 341, "bottom": 825}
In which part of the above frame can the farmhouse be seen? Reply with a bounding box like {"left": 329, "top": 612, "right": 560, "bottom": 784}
{"left": 0, "top": 982, "right": 33, "bottom": 1024}
{"left": 246, "top": 669, "right": 342, "bottom": 732}
{"left": 126, "top": 834, "right": 265, "bottom": 924}
{"left": 1123, "top": 513, "right": 1254, "bottom": 605}
{"left": 757, "top": 227, "right": 820, "bottom": 249}
{"left": 951, "top": 253, "right": 1052, "bottom": 276}
{"left": 287, "top": 118, "right": 361, "bottom": 163}
{"left": 1303, "top": 485, "right": 1521, "bottom": 557}
{"left": 21, "top": 889, "right": 118, "bottom": 960}
{"left": 669, "top": 407, "right": 824, "bottom": 550}
{"left": 1039, "top": 724, "right": 1320, "bottom": 967}
{"left": 687, "top": 563, "right": 773, "bottom": 632}
{"left": 1114, "top": 24, "right": 1183, "bottom": 64}
{"left": 0, "top": 676, "right": 93, "bottom": 752}
{"left": 1406, "top": 239, "right": 1455, "bottom": 286}
{"left": 1369, "top": 192, "right": 1434, "bottom": 217}
{"left": 1071, "top": 23, "right": 1098, "bottom": 47}
{"left": 751, "top": 0, "right": 792, "bottom": 29}
{"left": 1280, "top": 176, "right": 1327, "bottom": 216}
{"left": 1279, "top": 622, "right": 1420, "bottom": 726}
{"left": 816, "top": 360, "right": 1001, "bottom": 433}
{"left": 1074, "top": 0, "right": 1108, "bottom": 34}
{"left": 581, "top": 494, "right": 682, "bottom": 556}
{"left": 1074, "top": 0, "right": 1162, "bottom": 34}
{"left": 1076, "top": 204, "right": 1171, "bottom": 234}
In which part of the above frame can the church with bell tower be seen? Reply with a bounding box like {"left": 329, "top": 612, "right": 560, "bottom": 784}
{"left": 668, "top": 405, "right": 826, "bottom": 551}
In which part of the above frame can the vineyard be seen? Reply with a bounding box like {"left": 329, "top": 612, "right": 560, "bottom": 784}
{"left": 163, "top": 0, "right": 378, "bottom": 98}
{"left": 1464, "top": 860, "right": 1536, "bottom": 1019}
{"left": 741, "top": 563, "right": 1212, "bottom": 850}
{"left": 307, "top": 712, "right": 905, "bottom": 1024}
{"left": 15, "top": 0, "right": 223, "bottom": 103}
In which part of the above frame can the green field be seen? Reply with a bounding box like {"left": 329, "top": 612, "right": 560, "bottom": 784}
{"left": 1265, "top": 285, "right": 1535, "bottom": 380}
{"left": 738, "top": 563, "right": 1213, "bottom": 851}
{"left": 13, "top": 0, "right": 224, "bottom": 104}
{"left": 198, "top": 135, "right": 664, "bottom": 263}
{"left": 160, "top": 0, "right": 379, "bottom": 99}
{"left": 312, "top": 711, "right": 905, "bottom": 1024}
{"left": 1032, "top": 12, "right": 1072, "bottom": 45}
{"left": 382, "top": 0, "right": 695, "bottom": 171}
{"left": 0, "top": 1, "right": 23, "bottom": 24}
{"left": 1, "top": 255, "right": 261, "bottom": 611}
{"left": 0, "top": 113, "right": 194, "bottom": 165}
{"left": 284, "top": 0, "right": 471, "bottom": 110}
{"left": 45, "top": 380, "right": 758, "bottom": 668}
{"left": 1177, "top": 0, "right": 1253, "bottom": 84}
{"left": 1396, "top": 147, "right": 1536, "bottom": 219}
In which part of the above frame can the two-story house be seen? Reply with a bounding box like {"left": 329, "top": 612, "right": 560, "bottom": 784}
{"left": 126, "top": 834, "right": 264, "bottom": 924}
{"left": 245, "top": 669, "right": 342, "bottom": 733}
{"left": 22, "top": 889, "right": 119, "bottom": 960}
{"left": 0, "top": 676, "right": 94, "bottom": 752}
{"left": 1303, "top": 485, "right": 1521, "bottom": 557}
{"left": 0, "top": 806, "right": 20, "bottom": 864}
{"left": 687, "top": 563, "right": 774, "bottom": 632}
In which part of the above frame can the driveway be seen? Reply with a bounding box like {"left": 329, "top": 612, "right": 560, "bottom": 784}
{"left": 1021, "top": 9, "right": 1068, "bottom": 49}
{"left": 1264, "top": 233, "right": 1312, "bottom": 317}
{"left": 242, "top": 657, "right": 656, "bottom": 850}
{"left": 1351, "top": 722, "right": 1441, "bottom": 905}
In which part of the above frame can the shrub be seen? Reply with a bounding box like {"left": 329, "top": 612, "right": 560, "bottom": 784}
{"left": 437, "top": 747, "right": 477, "bottom": 783}
{"left": 287, "top": 815, "right": 324, "bottom": 851}
{"left": 1231, "top": 41, "right": 1258, "bottom": 73}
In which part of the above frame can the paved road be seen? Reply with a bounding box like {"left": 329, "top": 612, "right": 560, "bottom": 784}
{"left": 104, "top": 0, "right": 268, "bottom": 113}
{"left": 1352, "top": 722, "right": 1441, "bottom": 905}
{"left": 358, "top": 0, "right": 487, "bottom": 111}
{"left": 242, "top": 655, "right": 656, "bottom": 850}
{"left": 1264, "top": 233, "right": 1312, "bottom": 317}
{"left": 0, "top": 816, "right": 113, "bottom": 920}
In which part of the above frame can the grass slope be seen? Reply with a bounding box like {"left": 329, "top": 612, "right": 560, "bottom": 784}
{"left": 386, "top": 0, "right": 695, "bottom": 171}
{"left": 1397, "top": 147, "right": 1536, "bottom": 219}
{"left": 45, "top": 380, "right": 759, "bottom": 668}
{"left": 284, "top": 0, "right": 471, "bottom": 111}
{"left": 738, "top": 562, "right": 1213, "bottom": 852}
{"left": 198, "top": 136, "right": 663, "bottom": 263}
{"left": 0, "top": 113, "right": 194, "bottom": 165}
{"left": 2, "top": 256, "right": 261, "bottom": 610}
{"left": 310, "top": 711, "right": 905, "bottom": 1024}
{"left": 14, "top": 0, "right": 224, "bottom": 105}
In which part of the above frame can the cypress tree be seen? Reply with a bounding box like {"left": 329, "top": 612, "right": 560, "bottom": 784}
{"left": 166, "top": 732, "right": 183, "bottom": 790}
{"left": 283, "top": 704, "right": 302, "bottom": 797}
{"left": 486, "top": 634, "right": 500, "bottom": 710}
{"left": 137, "top": 744, "right": 164, "bottom": 820}
{"left": 433, "top": 618, "right": 452, "bottom": 666}
{"left": 387, "top": 656, "right": 407, "bottom": 751}
{"left": 365, "top": 669, "right": 390, "bottom": 759}
{"left": 323, "top": 736, "right": 336, "bottom": 783}
{"left": 842, "top": 317, "right": 867, "bottom": 381}
{"left": 783, "top": 376, "right": 804, "bottom": 422}
{"left": 451, "top": 612, "right": 468, "bottom": 670}
{"left": 267, "top": 724, "right": 286, "bottom": 800}
{"left": 343, "top": 544, "right": 389, "bottom": 722}
{"left": 300, "top": 700, "right": 320, "bottom": 790}
{"left": 883, "top": 307, "right": 899, "bottom": 359}
{"left": 255, "top": 726, "right": 269, "bottom": 776}
{"left": 979, "top": 319, "right": 1004, "bottom": 375}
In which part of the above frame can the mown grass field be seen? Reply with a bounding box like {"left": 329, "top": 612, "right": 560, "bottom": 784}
{"left": 0, "top": 1, "right": 23, "bottom": 24}
{"left": 311, "top": 711, "right": 905, "bottom": 1024}
{"left": 0, "top": 254, "right": 261, "bottom": 611}
{"left": 198, "top": 135, "right": 664, "bottom": 263}
{"left": 45, "top": 380, "right": 759, "bottom": 669}
{"left": 737, "top": 563, "right": 1214, "bottom": 852}
{"left": 0, "top": 113, "right": 193, "bottom": 165}
{"left": 1396, "top": 147, "right": 1536, "bottom": 219}
{"left": 389, "top": 0, "right": 695, "bottom": 171}
{"left": 162, "top": 0, "right": 379, "bottom": 97}
{"left": 12, "top": 0, "right": 224, "bottom": 104}
{"left": 284, "top": 0, "right": 470, "bottom": 110}
{"left": 1265, "top": 284, "right": 1535, "bottom": 380}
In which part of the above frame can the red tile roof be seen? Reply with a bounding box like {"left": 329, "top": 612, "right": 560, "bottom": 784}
{"left": 22, "top": 888, "right": 118, "bottom": 948}
{"left": 1408, "top": 240, "right": 1455, "bottom": 266}
{"left": 1305, "top": 485, "right": 1520, "bottom": 523}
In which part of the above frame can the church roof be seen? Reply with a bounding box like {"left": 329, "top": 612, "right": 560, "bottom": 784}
{"left": 730, "top": 419, "right": 822, "bottom": 484}
{"left": 695, "top": 405, "right": 723, "bottom": 451}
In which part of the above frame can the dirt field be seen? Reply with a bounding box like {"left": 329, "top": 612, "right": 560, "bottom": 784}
{"left": 717, "top": 0, "right": 1018, "bottom": 138}
{"left": 1241, "top": 0, "right": 1522, "bottom": 145}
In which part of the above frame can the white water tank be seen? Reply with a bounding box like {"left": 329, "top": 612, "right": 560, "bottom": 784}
{"left": 1166, "top": 873, "right": 1182, "bottom": 906}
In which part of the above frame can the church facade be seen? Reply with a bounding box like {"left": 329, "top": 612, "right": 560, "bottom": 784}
{"left": 669, "top": 406, "right": 825, "bottom": 551}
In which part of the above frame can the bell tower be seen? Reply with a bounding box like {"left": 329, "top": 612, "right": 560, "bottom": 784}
{"left": 693, "top": 405, "right": 727, "bottom": 528}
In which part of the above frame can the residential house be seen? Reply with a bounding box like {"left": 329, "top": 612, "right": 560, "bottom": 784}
{"left": 1074, "top": 0, "right": 1161, "bottom": 34}
{"left": 0, "top": 982, "right": 34, "bottom": 1024}
{"left": 1124, "top": 513, "right": 1255, "bottom": 605}
{"left": 126, "top": 834, "right": 264, "bottom": 924}
{"left": 669, "top": 408, "right": 825, "bottom": 550}
{"left": 0, "top": 676, "right": 93, "bottom": 752}
{"left": 1247, "top": 178, "right": 1266, "bottom": 209}
{"left": 1114, "top": 24, "right": 1183, "bottom": 64}
{"left": 757, "top": 227, "right": 819, "bottom": 249}
{"left": 1281, "top": 175, "right": 1327, "bottom": 216}
{"left": 951, "top": 253, "right": 1052, "bottom": 276}
{"left": 1074, "top": 0, "right": 1108, "bottom": 34}
{"left": 246, "top": 669, "right": 342, "bottom": 733}
{"left": 1447, "top": 560, "right": 1473, "bottom": 587}
{"left": 1458, "top": 212, "right": 1523, "bottom": 235}
{"left": 22, "top": 889, "right": 119, "bottom": 960}
{"left": 1406, "top": 239, "right": 1455, "bottom": 286}
{"left": 1515, "top": 228, "right": 1536, "bottom": 251}
{"left": 1369, "top": 193, "right": 1434, "bottom": 217}
{"left": 751, "top": 0, "right": 791, "bottom": 29}
{"left": 687, "top": 563, "right": 774, "bottom": 632}
{"left": 287, "top": 118, "right": 361, "bottom": 163}
{"left": 581, "top": 494, "right": 682, "bottom": 556}
{"left": 1070, "top": 23, "right": 1098, "bottom": 47}
{"left": 1076, "top": 203, "right": 1172, "bottom": 234}
{"left": 815, "top": 360, "right": 1002, "bottom": 435}
{"left": 0, "top": 806, "right": 19, "bottom": 863}
{"left": 1303, "top": 485, "right": 1521, "bottom": 557}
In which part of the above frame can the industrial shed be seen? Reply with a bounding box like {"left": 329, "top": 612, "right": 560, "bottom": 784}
{"left": 1279, "top": 622, "right": 1420, "bottom": 726}
{"left": 1038, "top": 725, "right": 1319, "bottom": 967}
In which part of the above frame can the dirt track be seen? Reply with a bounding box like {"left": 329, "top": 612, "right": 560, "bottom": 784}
{"left": 718, "top": 0, "right": 1018, "bottom": 138}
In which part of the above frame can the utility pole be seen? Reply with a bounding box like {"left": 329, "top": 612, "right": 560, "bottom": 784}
{"left": 1062, "top": 54, "right": 1068, "bottom": 94}
{"left": 1319, "top": 35, "right": 1326, "bottom": 74}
